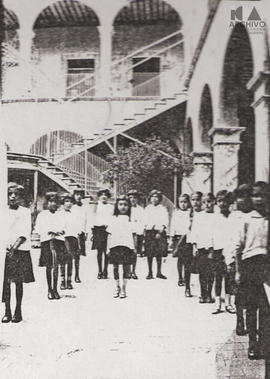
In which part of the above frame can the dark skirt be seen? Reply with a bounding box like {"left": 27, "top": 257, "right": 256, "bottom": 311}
{"left": 172, "top": 235, "right": 193, "bottom": 263}
{"left": 210, "top": 249, "right": 227, "bottom": 276}
{"left": 235, "top": 254, "right": 266, "bottom": 308}
{"left": 2, "top": 249, "right": 35, "bottom": 302}
{"left": 78, "top": 232, "right": 86, "bottom": 256}
{"left": 197, "top": 248, "right": 212, "bottom": 274}
{"left": 39, "top": 239, "right": 67, "bottom": 268}
{"left": 65, "top": 236, "right": 80, "bottom": 259}
{"left": 108, "top": 246, "right": 136, "bottom": 265}
{"left": 91, "top": 226, "right": 108, "bottom": 252}
{"left": 145, "top": 230, "right": 168, "bottom": 257}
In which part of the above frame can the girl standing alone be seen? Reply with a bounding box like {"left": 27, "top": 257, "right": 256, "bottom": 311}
{"left": 2, "top": 183, "right": 35, "bottom": 323}
{"left": 107, "top": 195, "right": 136, "bottom": 299}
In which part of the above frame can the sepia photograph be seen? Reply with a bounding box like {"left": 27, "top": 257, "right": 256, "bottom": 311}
{"left": 0, "top": 0, "right": 270, "bottom": 377}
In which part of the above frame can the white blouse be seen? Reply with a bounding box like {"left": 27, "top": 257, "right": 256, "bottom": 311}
{"left": 35, "top": 210, "right": 65, "bottom": 243}
{"left": 61, "top": 209, "right": 82, "bottom": 237}
{"left": 170, "top": 209, "right": 191, "bottom": 237}
{"left": 144, "top": 204, "right": 169, "bottom": 231}
{"left": 107, "top": 215, "right": 135, "bottom": 250}
{"left": 212, "top": 212, "right": 231, "bottom": 251}
{"left": 7, "top": 206, "right": 31, "bottom": 251}
{"left": 72, "top": 204, "right": 88, "bottom": 233}
{"left": 232, "top": 210, "right": 268, "bottom": 261}
{"left": 93, "top": 203, "right": 114, "bottom": 227}
{"left": 190, "top": 211, "right": 215, "bottom": 249}
{"left": 130, "top": 205, "right": 145, "bottom": 235}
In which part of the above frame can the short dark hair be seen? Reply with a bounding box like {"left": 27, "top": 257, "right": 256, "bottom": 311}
{"left": 203, "top": 192, "right": 215, "bottom": 201}
{"left": 191, "top": 191, "right": 203, "bottom": 199}
{"left": 216, "top": 190, "right": 234, "bottom": 204}
{"left": 177, "top": 193, "right": 191, "bottom": 209}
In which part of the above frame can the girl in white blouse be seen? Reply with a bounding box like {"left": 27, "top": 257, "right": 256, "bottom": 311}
{"left": 106, "top": 195, "right": 136, "bottom": 299}
{"left": 2, "top": 183, "right": 34, "bottom": 323}
{"left": 35, "top": 192, "right": 66, "bottom": 300}
{"left": 60, "top": 193, "right": 82, "bottom": 290}
{"left": 91, "top": 189, "right": 114, "bottom": 280}
{"left": 144, "top": 190, "right": 169, "bottom": 280}
{"left": 170, "top": 194, "right": 193, "bottom": 296}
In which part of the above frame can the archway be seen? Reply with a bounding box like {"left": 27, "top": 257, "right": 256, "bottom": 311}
{"left": 32, "top": 0, "right": 100, "bottom": 98}
{"left": 112, "top": 0, "right": 183, "bottom": 96}
{"left": 2, "top": 8, "right": 20, "bottom": 98}
{"left": 199, "top": 84, "right": 213, "bottom": 151}
{"left": 221, "top": 23, "right": 254, "bottom": 185}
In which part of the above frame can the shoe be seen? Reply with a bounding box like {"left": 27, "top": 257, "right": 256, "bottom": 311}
{"left": 212, "top": 307, "right": 223, "bottom": 314}
{"left": 206, "top": 296, "right": 215, "bottom": 304}
{"left": 157, "top": 273, "right": 167, "bottom": 279}
{"left": 113, "top": 287, "right": 120, "bottom": 298}
{"left": 102, "top": 272, "right": 108, "bottom": 279}
{"left": 60, "top": 280, "right": 66, "bottom": 290}
{"left": 178, "top": 280, "right": 185, "bottom": 287}
{"left": 12, "top": 312, "right": 22, "bottom": 323}
{"left": 248, "top": 346, "right": 259, "bottom": 360}
{"left": 75, "top": 276, "right": 81, "bottom": 283}
{"left": 119, "top": 290, "right": 127, "bottom": 299}
{"left": 97, "top": 272, "right": 103, "bottom": 280}
{"left": 131, "top": 273, "right": 138, "bottom": 280}
{"left": 225, "top": 305, "right": 236, "bottom": 314}
{"left": 1, "top": 313, "right": 12, "bottom": 323}
{"left": 146, "top": 273, "right": 153, "bottom": 280}
{"left": 67, "top": 281, "right": 73, "bottom": 290}
{"left": 53, "top": 290, "right": 61, "bottom": 300}
{"left": 199, "top": 297, "right": 207, "bottom": 304}
{"left": 185, "top": 289, "right": 192, "bottom": 298}
{"left": 236, "top": 320, "right": 247, "bottom": 336}
{"left": 48, "top": 290, "right": 55, "bottom": 300}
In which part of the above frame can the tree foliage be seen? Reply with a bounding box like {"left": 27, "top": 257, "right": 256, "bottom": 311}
{"left": 103, "top": 135, "right": 193, "bottom": 198}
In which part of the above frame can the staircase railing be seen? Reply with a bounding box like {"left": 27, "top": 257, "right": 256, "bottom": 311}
{"left": 67, "top": 30, "right": 184, "bottom": 101}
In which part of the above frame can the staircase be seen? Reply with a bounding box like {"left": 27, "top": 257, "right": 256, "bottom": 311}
{"left": 7, "top": 152, "right": 100, "bottom": 196}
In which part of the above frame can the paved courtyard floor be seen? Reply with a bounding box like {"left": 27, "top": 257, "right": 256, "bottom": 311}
{"left": 0, "top": 250, "right": 266, "bottom": 379}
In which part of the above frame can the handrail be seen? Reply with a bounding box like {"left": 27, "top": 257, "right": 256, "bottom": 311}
{"left": 127, "top": 39, "right": 184, "bottom": 72}
{"left": 113, "top": 29, "right": 182, "bottom": 66}
{"left": 68, "top": 37, "right": 184, "bottom": 101}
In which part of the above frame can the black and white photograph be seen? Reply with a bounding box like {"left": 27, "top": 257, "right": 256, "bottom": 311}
{"left": 0, "top": 0, "right": 270, "bottom": 377}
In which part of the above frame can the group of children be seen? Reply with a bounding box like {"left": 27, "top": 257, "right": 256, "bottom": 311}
{"left": 3, "top": 181, "right": 270, "bottom": 361}
{"left": 170, "top": 182, "right": 270, "bottom": 361}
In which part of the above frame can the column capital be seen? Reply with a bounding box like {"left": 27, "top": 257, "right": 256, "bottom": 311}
{"left": 209, "top": 126, "right": 245, "bottom": 146}
{"left": 247, "top": 71, "right": 270, "bottom": 108}
{"left": 191, "top": 151, "right": 213, "bottom": 165}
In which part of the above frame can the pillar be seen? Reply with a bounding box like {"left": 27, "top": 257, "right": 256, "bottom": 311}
{"left": 247, "top": 71, "right": 270, "bottom": 182}
{"left": 98, "top": 24, "right": 113, "bottom": 96}
{"left": 183, "top": 152, "right": 213, "bottom": 194}
{"left": 210, "top": 126, "right": 245, "bottom": 193}
{"left": 17, "top": 26, "right": 34, "bottom": 98}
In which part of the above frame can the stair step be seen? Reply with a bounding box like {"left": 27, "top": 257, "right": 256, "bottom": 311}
{"left": 114, "top": 123, "right": 125, "bottom": 126}
{"left": 71, "top": 143, "right": 85, "bottom": 146}
{"left": 165, "top": 97, "right": 176, "bottom": 101}
{"left": 124, "top": 118, "right": 135, "bottom": 121}
{"left": 104, "top": 128, "right": 112, "bottom": 131}
{"left": 145, "top": 107, "right": 156, "bottom": 111}
{"left": 134, "top": 113, "right": 145, "bottom": 116}
{"left": 155, "top": 102, "right": 167, "bottom": 106}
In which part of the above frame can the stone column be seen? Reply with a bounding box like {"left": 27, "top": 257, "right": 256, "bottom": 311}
{"left": 210, "top": 127, "right": 245, "bottom": 193}
{"left": 247, "top": 71, "right": 270, "bottom": 182}
{"left": 98, "top": 24, "right": 113, "bottom": 96}
{"left": 17, "top": 26, "right": 34, "bottom": 98}
{"left": 183, "top": 152, "right": 213, "bottom": 194}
